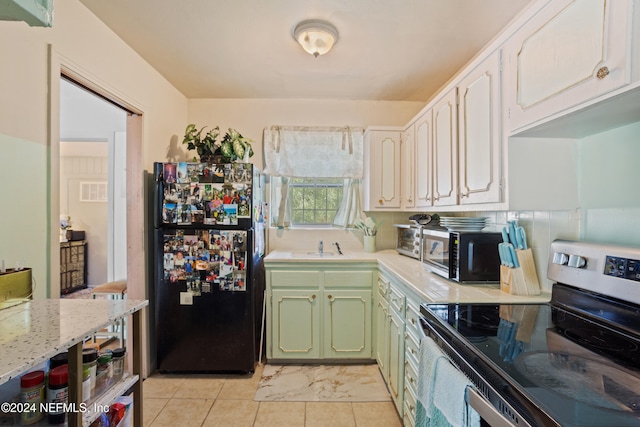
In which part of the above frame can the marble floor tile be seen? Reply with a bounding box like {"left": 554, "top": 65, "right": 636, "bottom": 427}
{"left": 143, "top": 398, "right": 168, "bottom": 427}
{"left": 305, "top": 402, "right": 356, "bottom": 427}
{"left": 253, "top": 402, "right": 306, "bottom": 427}
{"left": 254, "top": 364, "right": 390, "bottom": 402}
{"left": 149, "top": 398, "right": 214, "bottom": 427}
{"left": 202, "top": 399, "right": 260, "bottom": 427}
{"left": 352, "top": 402, "right": 403, "bottom": 427}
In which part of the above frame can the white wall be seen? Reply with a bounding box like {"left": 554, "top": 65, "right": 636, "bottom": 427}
{"left": 0, "top": 0, "right": 188, "bottom": 298}
{"left": 187, "top": 98, "right": 424, "bottom": 170}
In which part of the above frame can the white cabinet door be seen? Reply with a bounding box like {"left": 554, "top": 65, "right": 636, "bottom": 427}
{"left": 413, "top": 111, "right": 433, "bottom": 209}
{"left": 401, "top": 126, "right": 415, "bottom": 210}
{"left": 506, "top": 0, "right": 633, "bottom": 132}
{"left": 364, "top": 130, "right": 402, "bottom": 210}
{"left": 432, "top": 90, "right": 458, "bottom": 207}
{"left": 458, "top": 50, "right": 502, "bottom": 205}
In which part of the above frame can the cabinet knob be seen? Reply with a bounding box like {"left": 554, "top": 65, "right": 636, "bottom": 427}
{"left": 596, "top": 66, "right": 610, "bottom": 80}
{"left": 378, "top": 199, "right": 384, "bottom": 205}
{"left": 310, "top": 294, "right": 316, "bottom": 300}
{"left": 327, "top": 294, "right": 333, "bottom": 300}
{"left": 410, "top": 318, "right": 416, "bottom": 325}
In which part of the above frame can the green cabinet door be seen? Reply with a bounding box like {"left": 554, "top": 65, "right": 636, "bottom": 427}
{"left": 271, "top": 289, "right": 320, "bottom": 359}
{"left": 323, "top": 289, "right": 372, "bottom": 359}
{"left": 388, "top": 308, "right": 405, "bottom": 416}
{"left": 375, "top": 296, "right": 389, "bottom": 375}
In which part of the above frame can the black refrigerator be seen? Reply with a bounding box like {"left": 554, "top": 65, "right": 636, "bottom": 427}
{"left": 152, "top": 162, "right": 266, "bottom": 373}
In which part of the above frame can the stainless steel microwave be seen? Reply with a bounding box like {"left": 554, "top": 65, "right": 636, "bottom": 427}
{"left": 421, "top": 228, "right": 502, "bottom": 283}
{"left": 393, "top": 224, "right": 422, "bottom": 259}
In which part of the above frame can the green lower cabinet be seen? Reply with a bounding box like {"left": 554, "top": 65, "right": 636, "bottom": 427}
{"left": 375, "top": 296, "right": 389, "bottom": 373}
{"left": 323, "top": 289, "right": 372, "bottom": 358}
{"left": 388, "top": 308, "right": 405, "bottom": 415}
{"left": 271, "top": 289, "right": 321, "bottom": 359}
{"left": 266, "top": 266, "right": 375, "bottom": 360}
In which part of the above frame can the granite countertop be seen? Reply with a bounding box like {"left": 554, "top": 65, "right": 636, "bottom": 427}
{"left": 265, "top": 249, "right": 551, "bottom": 304}
{"left": 0, "top": 298, "right": 148, "bottom": 385}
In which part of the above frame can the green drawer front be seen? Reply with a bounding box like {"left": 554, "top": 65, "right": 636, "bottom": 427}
{"left": 270, "top": 271, "right": 320, "bottom": 287}
{"left": 324, "top": 271, "right": 373, "bottom": 288}
{"left": 389, "top": 284, "right": 405, "bottom": 315}
{"left": 405, "top": 328, "right": 420, "bottom": 368}
{"left": 405, "top": 301, "right": 421, "bottom": 337}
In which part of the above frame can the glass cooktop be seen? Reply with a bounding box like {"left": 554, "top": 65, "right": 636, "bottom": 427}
{"left": 422, "top": 286, "right": 640, "bottom": 427}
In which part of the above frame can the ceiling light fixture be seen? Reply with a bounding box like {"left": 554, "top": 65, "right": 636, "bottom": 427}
{"left": 293, "top": 19, "right": 339, "bottom": 57}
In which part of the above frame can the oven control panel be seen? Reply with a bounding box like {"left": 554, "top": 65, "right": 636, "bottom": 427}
{"left": 604, "top": 256, "right": 640, "bottom": 281}
{"left": 549, "top": 240, "right": 640, "bottom": 306}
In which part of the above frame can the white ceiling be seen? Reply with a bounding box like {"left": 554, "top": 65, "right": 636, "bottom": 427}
{"left": 78, "top": 0, "right": 532, "bottom": 102}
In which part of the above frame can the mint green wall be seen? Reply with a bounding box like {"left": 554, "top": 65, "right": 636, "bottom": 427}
{"left": 0, "top": 133, "right": 49, "bottom": 297}
{"left": 580, "top": 122, "right": 640, "bottom": 247}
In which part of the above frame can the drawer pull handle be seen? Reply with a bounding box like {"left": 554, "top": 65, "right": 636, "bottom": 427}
{"left": 410, "top": 318, "right": 416, "bottom": 325}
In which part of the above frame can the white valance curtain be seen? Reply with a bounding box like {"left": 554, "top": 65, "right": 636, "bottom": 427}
{"left": 263, "top": 126, "right": 364, "bottom": 228}
{"left": 263, "top": 126, "right": 364, "bottom": 178}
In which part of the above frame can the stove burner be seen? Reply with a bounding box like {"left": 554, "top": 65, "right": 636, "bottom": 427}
{"left": 562, "top": 328, "right": 639, "bottom": 353}
{"left": 454, "top": 306, "right": 500, "bottom": 332}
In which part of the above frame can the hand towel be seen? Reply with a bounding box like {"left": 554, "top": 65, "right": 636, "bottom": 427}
{"left": 432, "top": 357, "right": 480, "bottom": 427}
{"left": 416, "top": 337, "right": 446, "bottom": 426}
{"left": 416, "top": 336, "right": 481, "bottom": 427}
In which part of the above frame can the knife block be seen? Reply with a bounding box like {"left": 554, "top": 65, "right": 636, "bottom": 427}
{"left": 500, "top": 249, "right": 541, "bottom": 296}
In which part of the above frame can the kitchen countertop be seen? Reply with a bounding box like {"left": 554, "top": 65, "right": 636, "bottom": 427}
{"left": 265, "top": 249, "right": 551, "bottom": 304}
{"left": 0, "top": 298, "right": 148, "bottom": 385}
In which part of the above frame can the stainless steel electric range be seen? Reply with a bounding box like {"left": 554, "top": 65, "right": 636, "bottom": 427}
{"left": 420, "top": 240, "right": 640, "bottom": 427}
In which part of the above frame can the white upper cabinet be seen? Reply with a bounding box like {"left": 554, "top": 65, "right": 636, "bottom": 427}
{"left": 458, "top": 50, "right": 502, "bottom": 205}
{"left": 413, "top": 111, "right": 433, "bottom": 209}
{"left": 363, "top": 129, "right": 402, "bottom": 210}
{"left": 400, "top": 126, "right": 415, "bottom": 210}
{"left": 505, "top": 0, "right": 634, "bottom": 133}
{"left": 432, "top": 89, "right": 458, "bottom": 207}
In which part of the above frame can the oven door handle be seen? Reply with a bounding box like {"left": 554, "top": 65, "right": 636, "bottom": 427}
{"left": 467, "top": 387, "right": 516, "bottom": 427}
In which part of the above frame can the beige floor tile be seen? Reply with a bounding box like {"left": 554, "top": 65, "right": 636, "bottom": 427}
{"left": 143, "top": 398, "right": 168, "bottom": 427}
{"left": 217, "top": 370, "right": 263, "bottom": 400}
{"left": 143, "top": 375, "right": 186, "bottom": 399}
{"left": 352, "top": 402, "right": 402, "bottom": 427}
{"left": 173, "top": 377, "right": 226, "bottom": 399}
{"left": 202, "top": 399, "right": 259, "bottom": 427}
{"left": 305, "top": 402, "right": 356, "bottom": 427}
{"left": 149, "top": 398, "right": 214, "bottom": 427}
{"left": 254, "top": 402, "right": 306, "bottom": 427}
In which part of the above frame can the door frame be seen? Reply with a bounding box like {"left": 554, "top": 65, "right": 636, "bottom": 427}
{"left": 48, "top": 46, "right": 148, "bottom": 373}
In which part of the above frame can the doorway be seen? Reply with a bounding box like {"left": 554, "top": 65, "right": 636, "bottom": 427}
{"left": 59, "top": 77, "right": 128, "bottom": 293}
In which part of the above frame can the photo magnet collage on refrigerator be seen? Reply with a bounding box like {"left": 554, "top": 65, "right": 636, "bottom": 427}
{"left": 163, "top": 229, "right": 248, "bottom": 293}
{"left": 161, "top": 162, "right": 252, "bottom": 225}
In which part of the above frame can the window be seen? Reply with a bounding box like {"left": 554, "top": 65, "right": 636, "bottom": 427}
{"left": 263, "top": 126, "right": 364, "bottom": 228}
{"left": 289, "top": 178, "right": 344, "bottom": 225}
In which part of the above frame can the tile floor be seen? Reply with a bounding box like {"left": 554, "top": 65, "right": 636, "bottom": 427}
{"left": 143, "top": 364, "right": 403, "bottom": 427}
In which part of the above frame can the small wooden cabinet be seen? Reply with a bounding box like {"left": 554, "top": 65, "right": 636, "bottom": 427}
{"left": 267, "top": 266, "right": 374, "bottom": 361}
{"left": 60, "top": 240, "right": 87, "bottom": 294}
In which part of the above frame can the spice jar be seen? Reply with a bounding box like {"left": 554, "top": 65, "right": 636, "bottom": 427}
{"left": 95, "top": 352, "right": 113, "bottom": 394}
{"left": 111, "top": 347, "right": 126, "bottom": 379}
{"left": 82, "top": 348, "right": 98, "bottom": 401}
{"left": 20, "top": 370, "right": 45, "bottom": 425}
{"left": 49, "top": 352, "right": 68, "bottom": 370}
{"left": 47, "top": 364, "right": 68, "bottom": 425}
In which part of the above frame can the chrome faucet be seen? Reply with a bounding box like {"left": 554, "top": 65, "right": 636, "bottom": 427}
{"left": 318, "top": 240, "right": 323, "bottom": 254}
